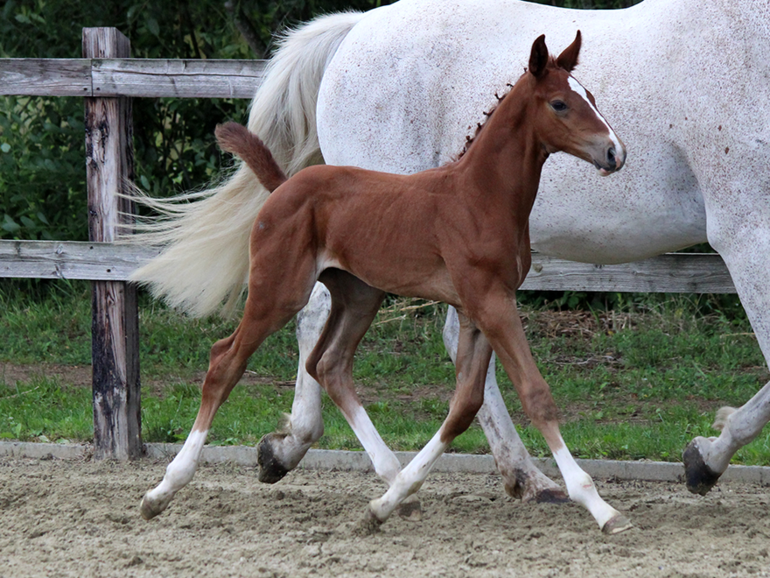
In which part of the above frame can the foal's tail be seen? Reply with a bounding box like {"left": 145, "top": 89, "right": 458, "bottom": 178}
{"left": 215, "top": 122, "right": 287, "bottom": 193}
{"left": 125, "top": 12, "right": 364, "bottom": 317}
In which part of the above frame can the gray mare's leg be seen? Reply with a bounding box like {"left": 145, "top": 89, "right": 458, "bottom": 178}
{"left": 257, "top": 283, "right": 329, "bottom": 482}
{"left": 444, "top": 306, "right": 567, "bottom": 502}
{"left": 684, "top": 209, "right": 770, "bottom": 495}
{"left": 257, "top": 282, "right": 402, "bottom": 485}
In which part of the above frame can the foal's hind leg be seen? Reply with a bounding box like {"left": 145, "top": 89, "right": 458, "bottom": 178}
{"left": 306, "top": 270, "right": 403, "bottom": 485}
{"left": 366, "top": 311, "right": 493, "bottom": 528}
{"left": 141, "top": 253, "right": 317, "bottom": 519}
{"left": 140, "top": 313, "right": 276, "bottom": 519}
{"left": 444, "top": 307, "right": 567, "bottom": 503}
{"left": 257, "top": 283, "right": 329, "bottom": 483}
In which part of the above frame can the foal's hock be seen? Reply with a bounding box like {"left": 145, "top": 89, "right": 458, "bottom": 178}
{"left": 141, "top": 32, "right": 630, "bottom": 534}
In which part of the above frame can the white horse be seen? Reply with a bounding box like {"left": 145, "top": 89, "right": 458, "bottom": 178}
{"left": 131, "top": 0, "right": 770, "bottom": 507}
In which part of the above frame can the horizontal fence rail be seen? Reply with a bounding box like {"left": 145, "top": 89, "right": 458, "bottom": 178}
{"left": 0, "top": 241, "right": 161, "bottom": 281}
{"left": 0, "top": 241, "right": 736, "bottom": 293}
{"left": 520, "top": 253, "right": 734, "bottom": 294}
{"left": 0, "top": 58, "right": 267, "bottom": 98}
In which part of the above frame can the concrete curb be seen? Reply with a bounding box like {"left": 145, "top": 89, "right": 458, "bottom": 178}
{"left": 2, "top": 441, "right": 769, "bottom": 486}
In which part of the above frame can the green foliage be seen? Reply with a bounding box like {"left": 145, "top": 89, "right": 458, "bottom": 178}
{"left": 0, "top": 96, "right": 86, "bottom": 240}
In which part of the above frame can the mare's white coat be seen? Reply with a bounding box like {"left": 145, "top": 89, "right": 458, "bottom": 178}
{"left": 315, "top": 0, "right": 770, "bottom": 483}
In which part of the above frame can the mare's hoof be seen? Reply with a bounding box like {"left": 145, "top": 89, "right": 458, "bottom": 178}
{"left": 504, "top": 471, "right": 569, "bottom": 504}
{"left": 257, "top": 434, "right": 289, "bottom": 484}
{"left": 683, "top": 439, "right": 722, "bottom": 496}
{"left": 139, "top": 493, "right": 169, "bottom": 521}
{"left": 353, "top": 509, "right": 384, "bottom": 537}
{"left": 602, "top": 513, "right": 633, "bottom": 535}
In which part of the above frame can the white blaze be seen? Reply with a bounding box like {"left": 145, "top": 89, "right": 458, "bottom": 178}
{"left": 567, "top": 76, "right": 622, "bottom": 154}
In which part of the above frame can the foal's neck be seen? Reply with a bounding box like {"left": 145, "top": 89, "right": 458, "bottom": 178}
{"left": 455, "top": 74, "right": 547, "bottom": 217}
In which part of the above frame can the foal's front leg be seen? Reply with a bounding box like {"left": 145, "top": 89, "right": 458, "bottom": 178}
{"left": 367, "top": 311, "right": 493, "bottom": 528}
{"left": 444, "top": 306, "right": 568, "bottom": 503}
{"left": 472, "top": 289, "right": 631, "bottom": 534}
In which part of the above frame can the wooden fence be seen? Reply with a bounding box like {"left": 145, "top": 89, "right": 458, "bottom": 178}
{"left": 0, "top": 27, "right": 735, "bottom": 460}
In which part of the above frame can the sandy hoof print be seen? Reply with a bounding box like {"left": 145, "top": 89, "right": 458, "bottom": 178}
{"left": 354, "top": 509, "right": 385, "bottom": 536}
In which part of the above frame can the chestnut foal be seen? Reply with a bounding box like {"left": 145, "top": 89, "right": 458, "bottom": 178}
{"left": 141, "top": 33, "right": 630, "bottom": 533}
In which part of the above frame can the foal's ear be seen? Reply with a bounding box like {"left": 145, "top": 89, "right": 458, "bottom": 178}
{"left": 556, "top": 30, "right": 582, "bottom": 72}
{"left": 529, "top": 34, "right": 549, "bottom": 78}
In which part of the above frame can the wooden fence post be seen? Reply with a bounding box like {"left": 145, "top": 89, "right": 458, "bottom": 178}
{"left": 83, "top": 28, "right": 142, "bottom": 460}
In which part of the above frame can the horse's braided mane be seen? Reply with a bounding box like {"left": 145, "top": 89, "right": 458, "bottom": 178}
{"left": 456, "top": 87, "right": 507, "bottom": 160}
{"left": 457, "top": 60, "right": 557, "bottom": 160}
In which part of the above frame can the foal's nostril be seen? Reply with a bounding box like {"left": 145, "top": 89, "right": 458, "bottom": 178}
{"left": 607, "top": 147, "right": 616, "bottom": 168}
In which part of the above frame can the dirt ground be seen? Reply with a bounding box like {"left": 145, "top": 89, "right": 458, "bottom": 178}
{"left": 1, "top": 456, "right": 769, "bottom": 578}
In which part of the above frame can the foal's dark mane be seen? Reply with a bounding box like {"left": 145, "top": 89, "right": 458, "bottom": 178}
{"left": 457, "top": 59, "right": 561, "bottom": 160}
{"left": 457, "top": 84, "right": 513, "bottom": 160}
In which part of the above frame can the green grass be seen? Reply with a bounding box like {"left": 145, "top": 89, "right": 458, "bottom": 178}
{"left": 0, "top": 281, "right": 768, "bottom": 465}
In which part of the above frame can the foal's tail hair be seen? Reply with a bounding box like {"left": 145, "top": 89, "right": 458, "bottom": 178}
{"left": 215, "top": 122, "right": 287, "bottom": 193}
{"left": 123, "top": 12, "right": 364, "bottom": 317}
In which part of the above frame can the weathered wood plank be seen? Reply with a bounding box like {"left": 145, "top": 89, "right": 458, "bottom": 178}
{"left": 84, "top": 27, "right": 142, "bottom": 461}
{"left": 0, "top": 241, "right": 736, "bottom": 294}
{"left": 0, "top": 240, "right": 160, "bottom": 280}
{"left": 0, "top": 59, "right": 91, "bottom": 96}
{"left": 91, "top": 59, "right": 267, "bottom": 98}
{"left": 521, "top": 253, "right": 735, "bottom": 293}
{"left": 0, "top": 58, "right": 266, "bottom": 98}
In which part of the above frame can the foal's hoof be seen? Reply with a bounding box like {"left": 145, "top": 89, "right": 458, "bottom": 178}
{"left": 257, "top": 434, "right": 290, "bottom": 484}
{"left": 139, "top": 493, "right": 171, "bottom": 521}
{"left": 683, "top": 438, "right": 722, "bottom": 496}
{"left": 602, "top": 513, "right": 633, "bottom": 535}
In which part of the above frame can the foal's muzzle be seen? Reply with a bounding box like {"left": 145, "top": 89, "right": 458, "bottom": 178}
{"left": 593, "top": 143, "right": 626, "bottom": 176}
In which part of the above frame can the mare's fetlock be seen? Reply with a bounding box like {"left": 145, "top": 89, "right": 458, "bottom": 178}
{"left": 503, "top": 468, "right": 568, "bottom": 503}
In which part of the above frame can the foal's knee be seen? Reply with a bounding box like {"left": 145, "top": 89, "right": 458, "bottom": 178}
{"left": 521, "top": 385, "right": 560, "bottom": 428}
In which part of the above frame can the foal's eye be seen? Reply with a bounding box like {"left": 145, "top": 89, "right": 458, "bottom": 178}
{"left": 550, "top": 100, "right": 568, "bottom": 112}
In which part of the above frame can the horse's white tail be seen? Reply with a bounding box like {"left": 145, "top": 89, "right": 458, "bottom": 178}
{"left": 126, "top": 12, "right": 365, "bottom": 317}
